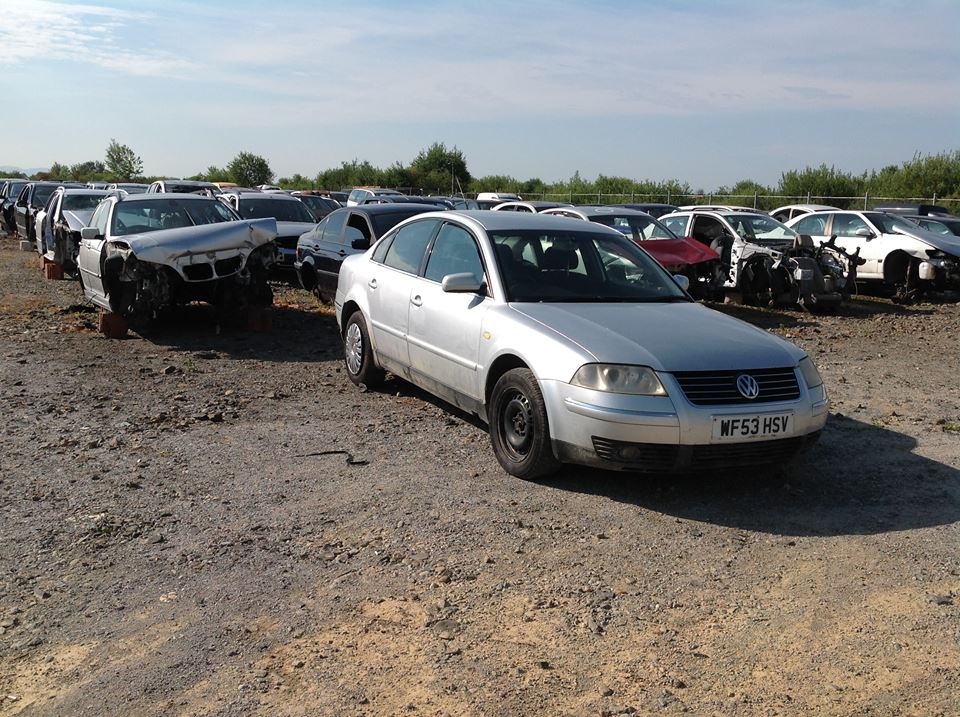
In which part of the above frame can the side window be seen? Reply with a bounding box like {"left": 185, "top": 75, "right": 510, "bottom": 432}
{"left": 424, "top": 223, "right": 484, "bottom": 283}
{"left": 320, "top": 211, "right": 347, "bottom": 244}
{"left": 691, "top": 216, "right": 726, "bottom": 245}
{"left": 93, "top": 201, "right": 111, "bottom": 235}
{"left": 344, "top": 213, "right": 372, "bottom": 245}
{"left": 662, "top": 216, "right": 687, "bottom": 236}
{"left": 794, "top": 215, "right": 826, "bottom": 236}
{"left": 832, "top": 213, "right": 868, "bottom": 237}
{"left": 382, "top": 218, "right": 440, "bottom": 274}
{"left": 371, "top": 231, "right": 394, "bottom": 263}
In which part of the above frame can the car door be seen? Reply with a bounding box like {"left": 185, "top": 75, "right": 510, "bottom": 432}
{"left": 14, "top": 186, "right": 31, "bottom": 238}
{"left": 77, "top": 200, "right": 112, "bottom": 300}
{"left": 828, "top": 213, "right": 882, "bottom": 278}
{"left": 312, "top": 211, "right": 348, "bottom": 298}
{"left": 407, "top": 221, "right": 489, "bottom": 401}
{"left": 367, "top": 218, "right": 441, "bottom": 367}
{"left": 661, "top": 215, "right": 690, "bottom": 238}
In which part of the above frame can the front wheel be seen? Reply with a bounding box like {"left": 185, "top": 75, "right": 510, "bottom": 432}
{"left": 344, "top": 311, "right": 384, "bottom": 388}
{"left": 489, "top": 368, "right": 559, "bottom": 479}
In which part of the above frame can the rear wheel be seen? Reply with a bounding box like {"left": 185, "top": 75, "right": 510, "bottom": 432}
{"left": 489, "top": 368, "right": 559, "bottom": 479}
{"left": 344, "top": 311, "right": 384, "bottom": 387}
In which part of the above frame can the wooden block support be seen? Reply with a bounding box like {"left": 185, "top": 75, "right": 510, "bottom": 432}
{"left": 98, "top": 312, "right": 128, "bottom": 339}
{"left": 19, "top": 240, "right": 33, "bottom": 252}
{"left": 43, "top": 260, "right": 64, "bottom": 280}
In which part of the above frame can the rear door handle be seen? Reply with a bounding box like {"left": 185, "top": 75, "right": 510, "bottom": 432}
{"left": 411, "top": 295, "right": 422, "bottom": 307}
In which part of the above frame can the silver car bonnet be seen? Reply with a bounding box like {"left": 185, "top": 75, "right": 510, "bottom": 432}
{"left": 510, "top": 301, "right": 803, "bottom": 372}
{"left": 116, "top": 218, "right": 277, "bottom": 264}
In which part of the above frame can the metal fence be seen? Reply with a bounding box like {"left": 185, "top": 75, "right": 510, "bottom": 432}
{"left": 515, "top": 192, "right": 960, "bottom": 211}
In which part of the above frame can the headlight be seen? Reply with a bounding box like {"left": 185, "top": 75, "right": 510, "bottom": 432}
{"left": 570, "top": 364, "right": 667, "bottom": 395}
{"left": 798, "top": 356, "right": 823, "bottom": 389}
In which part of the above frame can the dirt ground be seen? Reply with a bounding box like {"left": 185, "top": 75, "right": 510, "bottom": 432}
{"left": 0, "top": 237, "right": 958, "bottom": 717}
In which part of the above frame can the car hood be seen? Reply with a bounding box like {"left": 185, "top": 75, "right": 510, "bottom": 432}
{"left": 892, "top": 227, "right": 960, "bottom": 256}
{"left": 117, "top": 218, "right": 277, "bottom": 263}
{"left": 509, "top": 301, "right": 803, "bottom": 372}
{"left": 275, "top": 220, "right": 316, "bottom": 237}
{"left": 639, "top": 237, "right": 720, "bottom": 267}
{"left": 62, "top": 209, "right": 95, "bottom": 231}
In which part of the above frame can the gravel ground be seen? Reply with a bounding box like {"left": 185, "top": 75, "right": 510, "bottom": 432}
{"left": 1, "top": 237, "right": 958, "bottom": 717}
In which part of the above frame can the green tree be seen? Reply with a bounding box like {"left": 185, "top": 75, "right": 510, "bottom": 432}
{"left": 227, "top": 151, "right": 274, "bottom": 187}
{"left": 203, "top": 165, "right": 231, "bottom": 183}
{"left": 778, "top": 164, "right": 863, "bottom": 206}
{"left": 69, "top": 160, "right": 106, "bottom": 181}
{"left": 409, "top": 143, "right": 471, "bottom": 194}
{"left": 105, "top": 139, "right": 144, "bottom": 181}
{"left": 47, "top": 162, "right": 71, "bottom": 180}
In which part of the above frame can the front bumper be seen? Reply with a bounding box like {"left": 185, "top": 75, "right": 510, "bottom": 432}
{"left": 540, "top": 372, "right": 828, "bottom": 472}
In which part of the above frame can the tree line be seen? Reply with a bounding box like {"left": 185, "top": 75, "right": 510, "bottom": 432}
{"left": 12, "top": 142, "right": 960, "bottom": 207}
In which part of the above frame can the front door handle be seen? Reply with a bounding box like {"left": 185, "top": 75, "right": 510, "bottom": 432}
{"left": 368, "top": 278, "right": 378, "bottom": 289}
{"left": 411, "top": 295, "right": 422, "bottom": 307}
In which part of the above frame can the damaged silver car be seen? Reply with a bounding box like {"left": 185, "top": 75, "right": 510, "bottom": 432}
{"left": 77, "top": 194, "right": 277, "bottom": 326}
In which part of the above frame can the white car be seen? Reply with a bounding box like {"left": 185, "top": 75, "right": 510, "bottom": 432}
{"left": 335, "top": 211, "right": 828, "bottom": 478}
{"left": 78, "top": 194, "right": 276, "bottom": 326}
{"left": 661, "top": 210, "right": 851, "bottom": 309}
{"left": 785, "top": 210, "right": 960, "bottom": 301}
{"left": 769, "top": 204, "right": 838, "bottom": 223}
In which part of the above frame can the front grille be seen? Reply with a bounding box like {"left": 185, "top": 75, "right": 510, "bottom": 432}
{"left": 183, "top": 264, "right": 214, "bottom": 281}
{"left": 591, "top": 433, "right": 818, "bottom": 473}
{"left": 215, "top": 256, "right": 243, "bottom": 276}
{"left": 671, "top": 367, "right": 800, "bottom": 406}
{"left": 275, "top": 235, "right": 298, "bottom": 249}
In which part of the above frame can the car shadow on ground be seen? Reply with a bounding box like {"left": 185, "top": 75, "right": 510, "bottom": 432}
{"left": 707, "top": 295, "right": 935, "bottom": 329}
{"left": 540, "top": 414, "right": 959, "bottom": 537}
{"left": 126, "top": 301, "right": 344, "bottom": 363}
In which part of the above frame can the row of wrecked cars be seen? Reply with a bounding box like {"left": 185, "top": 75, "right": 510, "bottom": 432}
{"left": 2, "top": 176, "right": 959, "bottom": 338}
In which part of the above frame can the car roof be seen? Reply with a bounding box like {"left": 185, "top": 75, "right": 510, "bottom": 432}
{"left": 60, "top": 189, "right": 110, "bottom": 195}
{"left": 545, "top": 206, "right": 652, "bottom": 218}
{"left": 334, "top": 203, "right": 443, "bottom": 216}
{"left": 235, "top": 192, "right": 299, "bottom": 200}
{"left": 116, "top": 193, "right": 222, "bottom": 203}
{"left": 444, "top": 210, "right": 619, "bottom": 233}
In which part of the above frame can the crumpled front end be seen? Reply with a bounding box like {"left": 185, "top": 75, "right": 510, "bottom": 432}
{"left": 116, "top": 218, "right": 277, "bottom": 282}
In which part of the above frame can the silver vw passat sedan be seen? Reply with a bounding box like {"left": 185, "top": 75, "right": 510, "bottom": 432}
{"left": 335, "top": 211, "right": 828, "bottom": 479}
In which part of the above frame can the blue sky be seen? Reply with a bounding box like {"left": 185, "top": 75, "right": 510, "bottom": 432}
{"left": 1, "top": 0, "right": 958, "bottom": 189}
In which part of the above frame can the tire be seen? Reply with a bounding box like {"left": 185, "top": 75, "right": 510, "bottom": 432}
{"left": 344, "top": 311, "right": 384, "bottom": 388}
{"left": 489, "top": 368, "right": 560, "bottom": 479}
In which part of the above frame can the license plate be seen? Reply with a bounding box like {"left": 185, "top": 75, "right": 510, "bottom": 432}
{"left": 711, "top": 413, "right": 793, "bottom": 442}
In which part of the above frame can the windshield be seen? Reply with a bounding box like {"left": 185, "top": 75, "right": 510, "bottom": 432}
{"left": 589, "top": 213, "right": 677, "bottom": 241}
{"left": 865, "top": 212, "right": 924, "bottom": 234}
{"left": 721, "top": 213, "right": 797, "bottom": 243}
{"left": 490, "top": 229, "right": 689, "bottom": 303}
{"left": 4, "top": 181, "right": 26, "bottom": 198}
{"left": 111, "top": 198, "right": 238, "bottom": 236}
{"left": 63, "top": 194, "right": 106, "bottom": 211}
{"left": 238, "top": 198, "right": 315, "bottom": 223}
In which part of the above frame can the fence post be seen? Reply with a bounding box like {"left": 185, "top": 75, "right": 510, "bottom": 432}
{"left": 863, "top": 193, "right": 869, "bottom": 210}
{"left": 667, "top": 190, "right": 671, "bottom": 204}
{"left": 753, "top": 192, "right": 758, "bottom": 209}
{"left": 806, "top": 191, "right": 810, "bottom": 202}
{"left": 933, "top": 192, "right": 938, "bottom": 204}
{"left": 598, "top": 190, "right": 601, "bottom": 205}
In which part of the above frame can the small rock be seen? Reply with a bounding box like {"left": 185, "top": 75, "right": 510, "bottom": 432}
{"left": 163, "top": 365, "right": 178, "bottom": 375}
{"left": 601, "top": 686, "right": 614, "bottom": 697}
{"left": 928, "top": 594, "right": 953, "bottom": 606}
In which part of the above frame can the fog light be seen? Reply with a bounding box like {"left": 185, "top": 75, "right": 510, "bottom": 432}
{"left": 619, "top": 446, "right": 641, "bottom": 460}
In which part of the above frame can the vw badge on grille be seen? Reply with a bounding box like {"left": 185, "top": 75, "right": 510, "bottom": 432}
{"left": 736, "top": 374, "right": 760, "bottom": 400}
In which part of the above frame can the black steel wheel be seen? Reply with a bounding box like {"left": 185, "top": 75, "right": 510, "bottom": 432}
{"left": 489, "top": 368, "right": 559, "bottom": 479}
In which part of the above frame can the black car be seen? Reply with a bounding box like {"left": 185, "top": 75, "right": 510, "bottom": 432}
{"left": 219, "top": 192, "right": 317, "bottom": 272}
{"left": 15, "top": 182, "right": 81, "bottom": 243}
{"left": 873, "top": 203, "right": 952, "bottom": 217}
{"left": 293, "top": 192, "right": 341, "bottom": 221}
{"left": 1, "top": 179, "right": 28, "bottom": 234}
{"left": 295, "top": 204, "right": 439, "bottom": 301}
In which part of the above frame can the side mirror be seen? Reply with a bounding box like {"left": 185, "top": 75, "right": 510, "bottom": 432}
{"left": 80, "top": 227, "right": 101, "bottom": 240}
{"left": 441, "top": 272, "right": 484, "bottom": 293}
{"left": 672, "top": 274, "right": 691, "bottom": 292}
{"left": 854, "top": 227, "right": 873, "bottom": 239}
{"left": 351, "top": 238, "right": 370, "bottom": 250}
